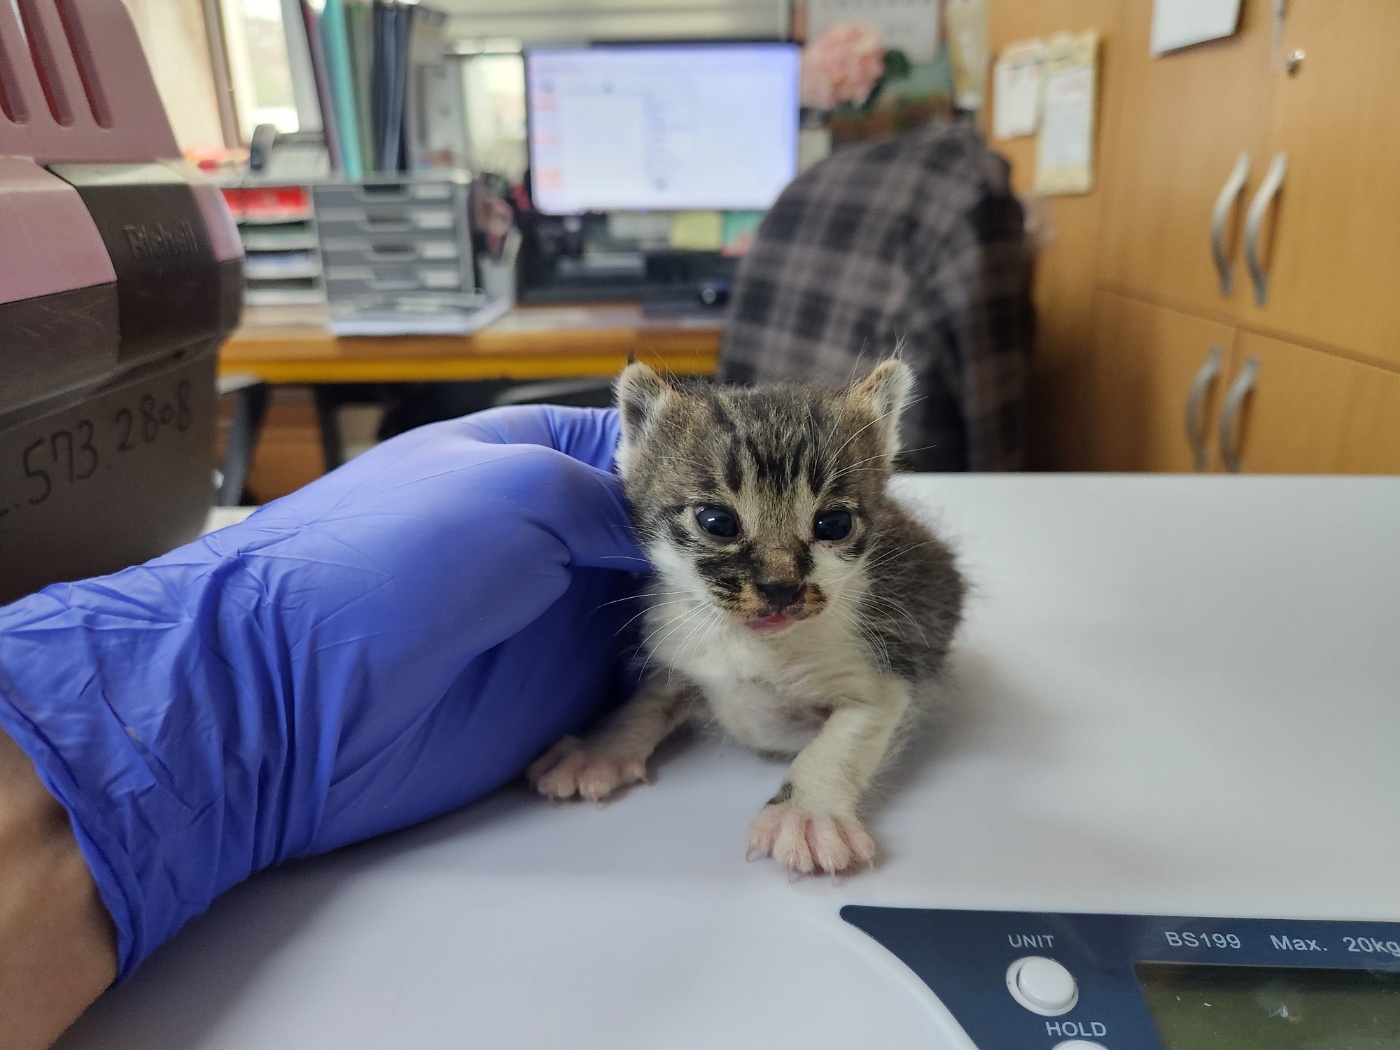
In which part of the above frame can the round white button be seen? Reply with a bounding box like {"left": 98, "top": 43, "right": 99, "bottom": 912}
{"left": 1006, "top": 955, "right": 1079, "bottom": 1015}
{"left": 1052, "top": 1042, "right": 1107, "bottom": 1050}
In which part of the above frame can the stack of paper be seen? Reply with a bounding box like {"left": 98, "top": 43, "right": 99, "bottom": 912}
{"left": 329, "top": 294, "right": 513, "bottom": 337}
{"left": 301, "top": 0, "right": 434, "bottom": 176}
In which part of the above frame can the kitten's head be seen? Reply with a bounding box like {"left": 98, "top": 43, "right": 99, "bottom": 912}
{"left": 615, "top": 359, "right": 912, "bottom": 633}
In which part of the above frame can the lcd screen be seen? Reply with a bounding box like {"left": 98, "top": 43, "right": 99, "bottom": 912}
{"left": 1136, "top": 962, "right": 1400, "bottom": 1048}
{"left": 525, "top": 43, "right": 799, "bottom": 214}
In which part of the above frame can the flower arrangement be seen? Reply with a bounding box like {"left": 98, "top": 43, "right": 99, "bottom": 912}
{"left": 799, "top": 22, "right": 912, "bottom": 116}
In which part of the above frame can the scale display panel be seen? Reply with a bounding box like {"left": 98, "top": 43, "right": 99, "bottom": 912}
{"left": 843, "top": 908, "right": 1400, "bottom": 1049}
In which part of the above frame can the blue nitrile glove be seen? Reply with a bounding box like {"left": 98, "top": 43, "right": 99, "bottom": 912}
{"left": 0, "top": 405, "right": 648, "bottom": 982}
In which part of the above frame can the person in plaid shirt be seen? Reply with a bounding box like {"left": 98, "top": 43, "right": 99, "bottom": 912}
{"left": 720, "top": 121, "right": 1034, "bottom": 472}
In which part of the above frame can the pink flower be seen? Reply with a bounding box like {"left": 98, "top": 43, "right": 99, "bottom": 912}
{"left": 801, "top": 23, "right": 886, "bottom": 110}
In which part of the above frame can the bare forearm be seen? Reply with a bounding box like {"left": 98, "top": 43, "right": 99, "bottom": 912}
{"left": 0, "top": 728, "right": 116, "bottom": 1049}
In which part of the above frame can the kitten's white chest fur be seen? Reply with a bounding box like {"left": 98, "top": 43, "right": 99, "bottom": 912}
{"left": 646, "top": 595, "right": 884, "bottom": 754}
{"left": 642, "top": 537, "right": 886, "bottom": 753}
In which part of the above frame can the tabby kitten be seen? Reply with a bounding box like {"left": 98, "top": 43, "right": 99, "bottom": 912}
{"left": 527, "top": 360, "right": 965, "bottom": 875}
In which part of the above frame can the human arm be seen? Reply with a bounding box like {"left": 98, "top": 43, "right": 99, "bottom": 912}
{"left": 0, "top": 405, "right": 646, "bottom": 1039}
{"left": 0, "top": 728, "right": 115, "bottom": 1050}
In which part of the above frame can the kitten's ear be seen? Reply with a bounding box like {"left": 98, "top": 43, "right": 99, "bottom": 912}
{"left": 615, "top": 361, "right": 673, "bottom": 450}
{"left": 849, "top": 359, "right": 914, "bottom": 464}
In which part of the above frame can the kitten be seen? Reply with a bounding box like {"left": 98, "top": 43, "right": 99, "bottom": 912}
{"left": 527, "top": 359, "right": 965, "bottom": 875}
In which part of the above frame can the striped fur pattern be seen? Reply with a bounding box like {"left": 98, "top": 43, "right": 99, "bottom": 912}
{"left": 528, "top": 360, "right": 965, "bottom": 875}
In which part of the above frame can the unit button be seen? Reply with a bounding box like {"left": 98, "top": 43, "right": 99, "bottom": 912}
{"left": 1006, "top": 955, "right": 1079, "bottom": 1015}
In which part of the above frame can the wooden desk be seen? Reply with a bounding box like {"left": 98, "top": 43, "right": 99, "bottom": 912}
{"left": 216, "top": 302, "right": 723, "bottom": 505}
{"left": 220, "top": 303, "right": 724, "bottom": 385}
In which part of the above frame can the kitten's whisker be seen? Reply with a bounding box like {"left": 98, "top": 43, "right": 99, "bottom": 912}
{"left": 638, "top": 603, "right": 711, "bottom": 674}
{"left": 828, "top": 539, "right": 944, "bottom": 587}
{"left": 669, "top": 605, "right": 722, "bottom": 680}
{"left": 861, "top": 592, "right": 929, "bottom": 645}
{"left": 854, "top": 538, "right": 945, "bottom": 578}
{"left": 835, "top": 601, "right": 891, "bottom": 673}
{"left": 862, "top": 592, "right": 924, "bottom": 634}
{"left": 616, "top": 598, "right": 692, "bottom": 635}
{"left": 825, "top": 457, "right": 888, "bottom": 486}
{"left": 824, "top": 440, "right": 943, "bottom": 485}
{"left": 639, "top": 604, "right": 705, "bottom": 653}
{"left": 825, "top": 562, "right": 871, "bottom": 589}
{"left": 828, "top": 392, "right": 928, "bottom": 466}
{"left": 595, "top": 589, "right": 686, "bottom": 611}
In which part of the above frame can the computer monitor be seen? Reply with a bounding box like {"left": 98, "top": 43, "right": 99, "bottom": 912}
{"left": 525, "top": 42, "right": 800, "bottom": 215}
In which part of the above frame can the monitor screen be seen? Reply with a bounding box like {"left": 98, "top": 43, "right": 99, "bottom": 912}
{"left": 525, "top": 42, "right": 800, "bottom": 215}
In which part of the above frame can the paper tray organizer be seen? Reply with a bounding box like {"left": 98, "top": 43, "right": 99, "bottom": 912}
{"left": 313, "top": 175, "right": 479, "bottom": 304}
{"left": 0, "top": 0, "right": 243, "bottom": 602}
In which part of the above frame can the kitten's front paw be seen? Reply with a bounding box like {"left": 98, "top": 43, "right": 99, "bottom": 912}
{"left": 746, "top": 801, "right": 876, "bottom": 875}
{"left": 526, "top": 736, "right": 649, "bottom": 802}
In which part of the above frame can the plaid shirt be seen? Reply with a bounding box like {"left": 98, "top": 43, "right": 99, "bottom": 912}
{"left": 720, "top": 121, "right": 1033, "bottom": 472}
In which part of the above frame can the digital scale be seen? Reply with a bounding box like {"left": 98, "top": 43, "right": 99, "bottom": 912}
{"left": 843, "top": 908, "right": 1400, "bottom": 1048}
{"left": 54, "top": 475, "right": 1400, "bottom": 1049}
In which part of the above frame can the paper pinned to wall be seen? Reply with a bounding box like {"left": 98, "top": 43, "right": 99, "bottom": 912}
{"left": 1151, "top": 0, "right": 1242, "bottom": 56}
{"left": 1035, "top": 32, "right": 1098, "bottom": 196}
{"left": 945, "top": 0, "right": 990, "bottom": 111}
{"left": 992, "top": 40, "right": 1045, "bottom": 140}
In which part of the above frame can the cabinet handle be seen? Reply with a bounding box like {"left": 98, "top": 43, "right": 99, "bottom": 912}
{"left": 1185, "top": 345, "right": 1225, "bottom": 471}
{"left": 1218, "top": 355, "right": 1260, "bottom": 473}
{"left": 1210, "top": 153, "right": 1251, "bottom": 296}
{"left": 1244, "top": 153, "right": 1288, "bottom": 306}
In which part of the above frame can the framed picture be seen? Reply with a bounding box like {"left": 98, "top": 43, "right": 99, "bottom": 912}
{"left": 793, "top": 0, "right": 955, "bottom": 145}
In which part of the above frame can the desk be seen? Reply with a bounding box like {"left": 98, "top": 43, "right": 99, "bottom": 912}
{"left": 55, "top": 475, "right": 1400, "bottom": 1049}
{"left": 220, "top": 303, "right": 724, "bottom": 385}
{"left": 216, "top": 303, "right": 723, "bottom": 505}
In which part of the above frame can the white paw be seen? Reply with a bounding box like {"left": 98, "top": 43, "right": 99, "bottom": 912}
{"left": 746, "top": 800, "right": 876, "bottom": 875}
{"left": 526, "top": 736, "right": 650, "bottom": 802}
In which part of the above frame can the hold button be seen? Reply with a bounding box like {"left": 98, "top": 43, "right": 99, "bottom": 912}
{"left": 1007, "top": 955, "right": 1079, "bottom": 1015}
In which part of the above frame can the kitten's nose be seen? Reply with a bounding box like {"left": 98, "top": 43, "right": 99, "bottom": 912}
{"left": 756, "top": 580, "right": 804, "bottom": 610}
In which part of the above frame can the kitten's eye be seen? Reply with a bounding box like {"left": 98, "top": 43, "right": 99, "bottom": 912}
{"left": 813, "top": 509, "right": 853, "bottom": 541}
{"left": 695, "top": 505, "right": 740, "bottom": 538}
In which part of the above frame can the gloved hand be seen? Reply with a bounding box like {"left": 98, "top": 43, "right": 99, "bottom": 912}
{"left": 0, "top": 405, "right": 648, "bottom": 982}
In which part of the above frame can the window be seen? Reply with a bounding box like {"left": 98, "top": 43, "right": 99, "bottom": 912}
{"left": 460, "top": 49, "right": 526, "bottom": 180}
{"left": 220, "top": 0, "right": 299, "bottom": 137}
{"left": 120, "top": 0, "right": 227, "bottom": 150}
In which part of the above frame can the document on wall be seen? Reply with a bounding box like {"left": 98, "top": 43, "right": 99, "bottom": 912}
{"left": 992, "top": 39, "right": 1045, "bottom": 141}
{"left": 1150, "top": 0, "right": 1242, "bottom": 56}
{"left": 946, "top": 0, "right": 990, "bottom": 111}
{"left": 1035, "top": 32, "right": 1098, "bottom": 196}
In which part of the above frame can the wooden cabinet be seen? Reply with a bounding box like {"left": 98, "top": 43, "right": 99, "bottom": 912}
{"left": 1230, "top": 332, "right": 1400, "bottom": 474}
{"left": 1086, "top": 291, "right": 1235, "bottom": 472}
{"left": 1097, "top": 0, "right": 1275, "bottom": 317}
{"left": 993, "top": 0, "right": 1400, "bottom": 474}
{"left": 1244, "top": 0, "right": 1400, "bottom": 368}
{"left": 987, "top": 0, "right": 1127, "bottom": 470}
{"left": 1084, "top": 295, "right": 1400, "bottom": 475}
